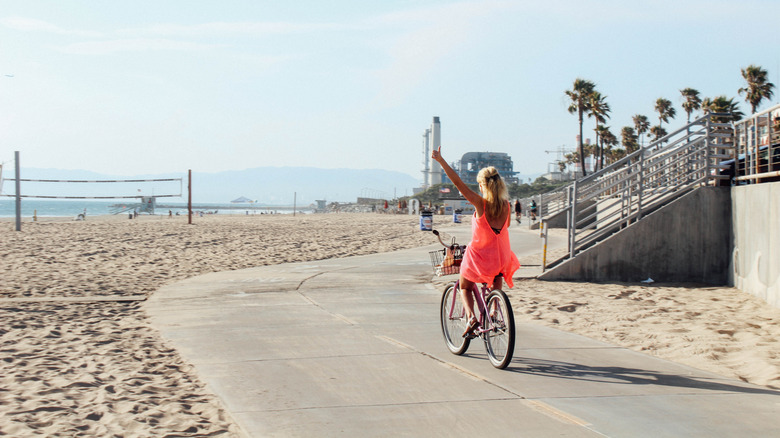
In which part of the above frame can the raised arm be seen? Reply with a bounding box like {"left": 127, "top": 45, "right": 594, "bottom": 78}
{"left": 431, "top": 146, "right": 484, "bottom": 213}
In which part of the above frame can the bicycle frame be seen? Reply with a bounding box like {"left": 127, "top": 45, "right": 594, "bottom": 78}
{"left": 433, "top": 228, "right": 515, "bottom": 368}
{"left": 448, "top": 279, "right": 490, "bottom": 335}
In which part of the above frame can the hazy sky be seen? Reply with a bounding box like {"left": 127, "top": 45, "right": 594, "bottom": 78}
{"left": 1, "top": 0, "right": 778, "bottom": 181}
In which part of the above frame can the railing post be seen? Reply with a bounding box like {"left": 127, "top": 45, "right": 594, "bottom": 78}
{"left": 637, "top": 148, "right": 644, "bottom": 222}
{"left": 569, "top": 180, "right": 578, "bottom": 259}
{"left": 750, "top": 117, "right": 755, "bottom": 181}
{"left": 622, "top": 159, "right": 630, "bottom": 228}
{"left": 705, "top": 115, "right": 712, "bottom": 185}
{"left": 566, "top": 184, "right": 571, "bottom": 255}
{"left": 769, "top": 112, "right": 775, "bottom": 174}
{"left": 736, "top": 120, "right": 744, "bottom": 181}
{"left": 541, "top": 221, "right": 548, "bottom": 272}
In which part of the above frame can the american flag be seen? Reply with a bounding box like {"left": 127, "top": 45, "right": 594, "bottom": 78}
{"left": 439, "top": 187, "right": 450, "bottom": 193}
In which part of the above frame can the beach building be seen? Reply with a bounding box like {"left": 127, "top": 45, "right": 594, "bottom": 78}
{"left": 451, "top": 152, "right": 519, "bottom": 185}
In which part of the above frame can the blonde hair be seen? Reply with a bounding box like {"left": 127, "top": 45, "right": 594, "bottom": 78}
{"left": 477, "top": 166, "right": 508, "bottom": 220}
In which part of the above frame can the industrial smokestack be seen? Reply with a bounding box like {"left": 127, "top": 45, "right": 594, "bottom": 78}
{"left": 430, "top": 117, "right": 442, "bottom": 185}
{"left": 422, "top": 128, "right": 431, "bottom": 187}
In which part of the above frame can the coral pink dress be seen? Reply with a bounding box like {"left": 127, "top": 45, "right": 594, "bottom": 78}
{"left": 460, "top": 202, "right": 520, "bottom": 289}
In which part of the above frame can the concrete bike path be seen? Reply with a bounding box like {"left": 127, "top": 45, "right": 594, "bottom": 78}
{"left": 146, "top": 228, "right": 780, "bottom": 437}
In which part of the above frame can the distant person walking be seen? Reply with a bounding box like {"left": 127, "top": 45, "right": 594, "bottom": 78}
{"left": 431, "top": 146, "right": 520, "bottom": 338}
{"left": 514, "top": 200, "right": 522, "bottom": 224}
{"left": 529, "top": 200, "right": 538, "bottom": 222}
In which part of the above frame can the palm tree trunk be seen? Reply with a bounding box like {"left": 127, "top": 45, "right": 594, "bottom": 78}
{"left": 595, "top": 123, "right": 600, "bottom": 171}
{"left": 599, "top": 138, "right": 605, "bottom": 171}
{"left": 578, "top": 109, "right": 587, "bottom": 177}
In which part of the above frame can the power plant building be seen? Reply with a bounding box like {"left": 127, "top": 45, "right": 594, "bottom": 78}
{"left": 455, "top": 152, "right": 519, "bottom": 185}
{"left": 419, "top": 116, "right": 519, "bottom": 190}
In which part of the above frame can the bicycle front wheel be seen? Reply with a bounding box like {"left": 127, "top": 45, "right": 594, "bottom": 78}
{"left": 483, "top": 289, "right": 515, "bottom": 369}
{"left": 440, "top": 283, "right": 470, "bottom": 355}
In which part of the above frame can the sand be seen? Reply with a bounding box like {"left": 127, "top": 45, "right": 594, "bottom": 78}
{"left": 1, "top": 213, "right": 779, "bottom": 436}
{"left": 513, "top": 248, "right": 780, "bottom": 390}
{"left": 0, "top": 213, "right": 433, "bottom": 437}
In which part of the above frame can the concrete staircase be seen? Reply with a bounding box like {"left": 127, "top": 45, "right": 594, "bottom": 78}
{"left": 538, "top": 113, "right": 735, "bottom": 282}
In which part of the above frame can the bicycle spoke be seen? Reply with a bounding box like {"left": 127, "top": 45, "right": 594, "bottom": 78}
{"left": 440, "top": 284, "right": 470, "bottom": 355}
{"left": 483, "top": 290, "right": 515, "bottom": 369}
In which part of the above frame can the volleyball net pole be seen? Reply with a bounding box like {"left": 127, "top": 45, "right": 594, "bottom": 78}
{"left": 15, "top": 151, "right": 21, "bottom": 232}
{"left": 188, "top": 169, "right": 192, "bottom": 225}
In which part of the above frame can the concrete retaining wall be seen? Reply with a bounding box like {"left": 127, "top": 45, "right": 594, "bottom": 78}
{"left": 539, "top": 187, "right": 732, "bottom": 284}
{"left": 732, "top": 181, "right": 780, "bottom": 308}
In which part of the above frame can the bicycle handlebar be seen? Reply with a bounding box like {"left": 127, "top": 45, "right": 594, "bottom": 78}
{"left": 431, "top": 229, "right": 447, "bottom": 248}
{"left": 432, "top": 229, "right": 464, "bottom": 251}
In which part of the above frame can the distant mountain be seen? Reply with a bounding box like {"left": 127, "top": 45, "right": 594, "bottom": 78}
{"left": 4, "top": 167, "right": 422, "bottom": 205}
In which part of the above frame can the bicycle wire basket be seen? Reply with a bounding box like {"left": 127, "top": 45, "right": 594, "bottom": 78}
{"left": 429, "top": 245, "right": 466, "bottom": 276}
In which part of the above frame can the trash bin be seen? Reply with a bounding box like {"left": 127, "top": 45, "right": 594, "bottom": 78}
{"left": 420, "top": 211, "right": 433, "bottom": 231}
{"left": 453, "top": 209, "right": 462, "bottom": 224}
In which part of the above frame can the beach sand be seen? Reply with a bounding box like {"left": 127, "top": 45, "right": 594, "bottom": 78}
{"left": 0, "top": 213, "right": 433, "bottom": 437}
{"left": 1, "top": 213, "right": 779, "bottom": 436}
{"left": 509, "top": 242, "right": 780, "bottom": 389}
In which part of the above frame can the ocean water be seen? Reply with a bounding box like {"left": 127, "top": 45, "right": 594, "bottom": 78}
{"left": 0, "top": 199, "right": 306, "bottom": 218}
{"left": 0, "top": 199, "right": 119, "bottom": 218}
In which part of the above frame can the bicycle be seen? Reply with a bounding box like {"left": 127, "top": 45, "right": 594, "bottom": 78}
{"left": 429, "top": 230, "right": 516, "bottom": 369}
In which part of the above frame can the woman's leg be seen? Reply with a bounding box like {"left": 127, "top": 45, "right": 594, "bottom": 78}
{"left": 459, "top": 276, "right": 481, "bottom": 337}
{"left": 458, "top": 275, "right": 477, "bottom": 321}
{"left": 489, "top": 275, "right": 504, "bottom": 319}
{"left": 492, "top": 275, "right": 504, "bottom": 291}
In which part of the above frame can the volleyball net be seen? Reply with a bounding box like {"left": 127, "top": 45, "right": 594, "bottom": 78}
{"left": 0, "top": 173, "right": 183, "bottom": 200}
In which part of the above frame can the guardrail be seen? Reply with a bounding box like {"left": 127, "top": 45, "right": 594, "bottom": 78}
{"left": 547, "top": 113, "right": 734, "bottom": 266}
{"left": 733, "top": 103, "right": 780, "bottom": 183}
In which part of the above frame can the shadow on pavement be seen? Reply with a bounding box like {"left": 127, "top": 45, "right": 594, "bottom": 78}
{"left": 508, "top": 357, "right": 780, "bottom": 396}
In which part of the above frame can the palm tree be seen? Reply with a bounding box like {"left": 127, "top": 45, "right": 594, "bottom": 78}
{"left": 738, "top": 65, "right": 775, "bottom": 114}
{"left": 632, "top": 114, "right": 650, "bottom": 147}
{"left": 594, "top": 125, "right": 608, "bottom": 170}
{"left": 621, "top": 126, "right": 639, "bottom": 154}
{"left": 609, "top": 147, "right": 627, "bottom": 163}
{"left": 703, "top": 96, "right": 745, "bottom": 123}
{"left": 588, "top": 91, "right": 611, "bottom": 171}
{"left": 654, "top": 98, "right": 676, "bottom": 129}
{"left": 680, "top": 88, "right": 702, "bottom": 124}
{"left": 650, "top": 125, "right": 668, "bottom": 142}
{"left": 600, "top": 128, "right": 618, "bottom": 166}
{"left": 566, "top": 78, "right": 596, "bottom": 176}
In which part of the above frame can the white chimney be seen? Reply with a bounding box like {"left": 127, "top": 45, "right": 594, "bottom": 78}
{"left": 430, "top": 117, "right": 442, "bottom": 185}
{"left": 422, "top": 128, "right": 431, "bottom": 188}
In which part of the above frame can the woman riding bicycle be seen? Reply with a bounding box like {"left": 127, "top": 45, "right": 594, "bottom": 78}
{"left": 431, "top": 146, "right": 520, "bottom": 338}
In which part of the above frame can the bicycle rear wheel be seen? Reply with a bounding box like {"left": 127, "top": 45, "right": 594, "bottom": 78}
{"left": 440, "top": 283, "right": 470, "bottom": 355}
{"left": 483, "top": 289, "right": 515, "bottom": 369}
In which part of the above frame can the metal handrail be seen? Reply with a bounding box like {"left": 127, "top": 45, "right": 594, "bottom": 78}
{"left": 733, "top": 103, "right": 780, "bottom": 183}
{"left": 545, "top": 113, "right": 734, "bottom": 266}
